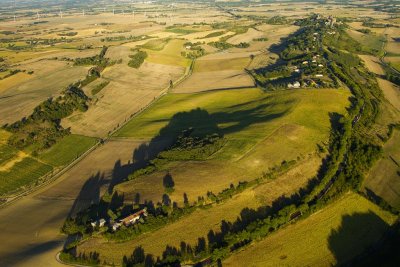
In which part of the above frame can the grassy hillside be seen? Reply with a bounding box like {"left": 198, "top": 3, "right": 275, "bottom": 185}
{"left": 223, "top": 193, "right": 397, "bottom": 266}
{"left": 113, "top": 88, "right": 349, "bottom": 204}
{"left": 364, "top": 129, "right": 400, "bottom": 209}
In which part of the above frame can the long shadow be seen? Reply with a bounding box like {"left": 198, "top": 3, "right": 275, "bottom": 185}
{"left": 63, "top": 101, "right": 292, "bottom": 251}
{"left": 328, "top": 212, "right": 392, "bottom": 266}
{"left": 68, "top": 172, "right": 106, "bottom": 217}
{"left": 0, "top": 240, "right": 63, "bottom": 266}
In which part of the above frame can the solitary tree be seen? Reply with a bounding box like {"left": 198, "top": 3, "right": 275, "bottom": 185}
{"left": 163, "top": 172, "right": 175, "bottom": 191}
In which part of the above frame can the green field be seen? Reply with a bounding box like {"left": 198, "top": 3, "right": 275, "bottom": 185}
{"left": 364, "top": 129, "right": 400, "bottom": 209}
{"left": 38, "top": 134, "right": 97, "bottom": 167}
{"left": 0, "top": 144, "right": 18, "bottom": 166}
{"left": 144, "top": 39, "right": 191, "bottom": 67}
{"left": 347, "top": 29, "right": 385, "bottom": 55}
{"left": 223, "top": 193, "right": 397, "bottom": 266}
{"left": 0, "top": 157, "right": 53, "bottom": 195}
{"left": 113, "top": 88, "right": 350, "bottom": 205}
{"left": 140, "top": 38, "right": 170, "bottom": 51}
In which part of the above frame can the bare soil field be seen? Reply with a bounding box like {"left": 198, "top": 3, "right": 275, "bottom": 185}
{"left": 63, "top": 62, "right": 185, "bottom": 137}
{"left": 377, "top": 78, "right": 400, "bottom": 111}
{"left": 0, "top": 60, "right": 89, "bottom": 125}
{"left": 173, "top": 70, "right": 254, "bottom": 93}
{"left": 359, "top": 55, "right": 385, "bottom": 75}
{"left": 173, "top": 50, "right": 256, "bottom": 93}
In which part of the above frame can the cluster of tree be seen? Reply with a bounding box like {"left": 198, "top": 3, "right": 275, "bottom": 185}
{"left": 57, "top": 32, "right": 78, "bottom": 37}
{"left": 384, "top": 66, "right": 400, "bottom": 86}
{"left": 158, "top": 131, "right": 225, "bottom": 161}
{"left": 263, "top": 16, "right": 291, "bottom": 25}
{"left": 181, "top": 47, "right": 205, "bottom": 59}
{"left": 59, "top": 251, "right": 100, "bottom": 266}
{"left": 4, "top": 85, "right": 89, "bottom": 153}
{"left": 74, "top": 46, "right": 109, "bottom": 67}
{"left": 91, "top": 81, "right": 110, "bottom": 95}
{"left": 128, "top": 50, "right": 148, "bottom": 69}
{"left": 101, "top": 35, "right": 149, "bottom": 42}
{"left": 208, "top": 41, "right": 249, "bottom": 50}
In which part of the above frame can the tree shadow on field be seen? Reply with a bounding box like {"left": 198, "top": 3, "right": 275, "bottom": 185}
{"left": 327, "top": 212, "right": 390, "bottom": 266}
{"left": 106, "top": 103, "right": 292, "bottom": 196}
{"left": 68, "top": 101, "right": 291, "bottom": 217}
{"left": 68, "top": 172, "right": 107, "bottom": 216}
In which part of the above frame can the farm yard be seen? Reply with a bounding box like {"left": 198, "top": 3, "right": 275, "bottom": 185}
{"left": 0, "top": 1, "right": 399, "bottom": 266}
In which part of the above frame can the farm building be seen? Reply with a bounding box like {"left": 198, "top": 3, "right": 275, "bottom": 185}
{"left": 120, "top": 208, "right": 148, "bottom": 227}
{"left": 90, "top": 218, "right": 106, "bottom": 228}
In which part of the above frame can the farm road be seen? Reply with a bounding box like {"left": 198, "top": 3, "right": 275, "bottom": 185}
{"left": 0, "top": 138, "right": 168, "bottom": 266}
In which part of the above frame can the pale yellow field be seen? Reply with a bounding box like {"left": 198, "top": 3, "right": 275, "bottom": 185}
{"left": 377, "top": 78, "right": 400, "bottom": 111}
{"left": 359, "top": 55, "right": 385, "bottom": 75}
{"left": 224, "top": 193, "right": 397, "bottom": 267}
{"left": 0, "top": 60, "right": 89, "bottom": 125}
{"left": 145, "top": 39, "right": 191, "bottom": 67}
{"left": 173, "top": 70, "right": 255, "bottom": 93}
{"left": 0, "top": 72, "right": 33, "bottom": 94}
{"left": 227, "top": 28, "right": 265, "bottom": 45}
{"left": 62, "top": 62, "right": 185, "bottom": 137}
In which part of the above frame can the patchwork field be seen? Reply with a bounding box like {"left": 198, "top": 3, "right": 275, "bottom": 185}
{"left": 0, "top": 2, "right": 398, "bottom": 266}
{"left": 223, "top": 193, "right": 397, "bottom": 267}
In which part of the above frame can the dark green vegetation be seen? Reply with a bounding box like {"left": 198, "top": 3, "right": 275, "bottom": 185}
{"left": 128, "top": 50, "right": 148, "bottom": 69}
{"left": 182, "top": 42, "right": 205, "bottom": 59}
{"left": 101, "top": 35, "right": 149, "bottom": 43}
{"left": 165, "top": 26, "right": 198, "bottom": 35}
{"left": 91, "top": 81, "right": 110, "bottom": 95}
{"left": 3, "top": 85, "right": 89, "bottom": 153}
{"left": 201, "top": 31, "right": 225, "bottom": 38}
{"left": 74, "top": 46, "right": 109, "bottom": 67}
